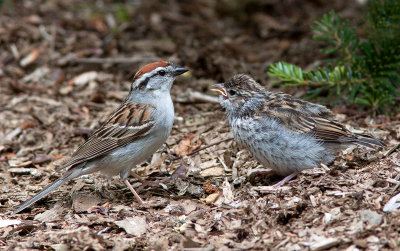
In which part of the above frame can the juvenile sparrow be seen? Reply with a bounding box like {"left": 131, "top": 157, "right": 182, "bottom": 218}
{"left": 212, "top": 74, "right": 385, "bottom": 186}
{"left": 14, "top": 60, "right": 188, "bottom": 213}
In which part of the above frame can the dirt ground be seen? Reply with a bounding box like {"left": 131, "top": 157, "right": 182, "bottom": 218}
{"left": 1, "top": 0, "right": 400, "bottom": 250}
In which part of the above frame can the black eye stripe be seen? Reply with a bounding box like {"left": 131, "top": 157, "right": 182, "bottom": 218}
{"left": 229, "top": 89, "right": 237, "bottom": 95}
{"left": 134, "top": 70, "right": 166, "bottom": 90}
{"left": 136, "top": 76, "right": 150, "bottom": 90}
{"left": 135, "top": 72, "right": 157, "bottom": 90}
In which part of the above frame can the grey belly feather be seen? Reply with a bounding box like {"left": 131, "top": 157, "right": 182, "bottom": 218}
{"left": 230, "top": 117, "right": 335, "bottom": 176}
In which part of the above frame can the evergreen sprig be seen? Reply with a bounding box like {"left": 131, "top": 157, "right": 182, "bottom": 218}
{"left": 267, "top": 0, "right": 400, "bottom": 113}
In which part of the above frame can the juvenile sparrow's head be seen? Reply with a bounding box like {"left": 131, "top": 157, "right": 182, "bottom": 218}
{"left": 212, "top": 74, "right": 265, "bottom": 117}
{"left": 130, "top": 60, "right": 188, "bottom": 96}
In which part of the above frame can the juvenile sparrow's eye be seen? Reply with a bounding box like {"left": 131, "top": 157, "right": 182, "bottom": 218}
{"left": 228, "top": 89, "right": 237, "bottom": 96}
{"left": 159, "top": 70, "right": 166, "bottom": 76}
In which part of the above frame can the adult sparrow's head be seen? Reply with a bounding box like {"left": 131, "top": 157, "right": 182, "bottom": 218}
{"left": 130, "top": 60, "right": 188, "bottom": 97}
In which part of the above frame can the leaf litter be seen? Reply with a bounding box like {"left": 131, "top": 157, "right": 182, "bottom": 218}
{"left": 0, "top": 0, "right": 400, "bottom": 250}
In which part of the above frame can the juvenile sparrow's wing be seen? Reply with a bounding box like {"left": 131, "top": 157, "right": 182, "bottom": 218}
{"left": 265, "top": 92, "right": 333, "bottom": 118}
{"left": 58, "top": 102, "right": 155, "bottom": 170}
{"left": 261, "top": 106, "right": 349, "bottom": 142}
{"left": 260, "top": 93, "right": 384, "bottom": 147}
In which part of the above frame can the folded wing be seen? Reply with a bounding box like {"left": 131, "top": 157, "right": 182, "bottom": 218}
{"left": 58, "top": 102, "right": 155, "bottom": 170}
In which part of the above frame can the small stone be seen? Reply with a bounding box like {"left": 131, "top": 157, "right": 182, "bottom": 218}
{"left": 366, "top": 235, "right": 380, "bottom": 243}
{"left": 360, "top": 210, "right": 382, "bottom": 226}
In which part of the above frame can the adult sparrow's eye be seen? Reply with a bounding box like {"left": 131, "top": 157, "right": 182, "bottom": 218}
{"left": 228, "top": 89, "right": 237, "bottom": 96}
{"left": 159, "top": 70, "right": 166, "bottom": 76}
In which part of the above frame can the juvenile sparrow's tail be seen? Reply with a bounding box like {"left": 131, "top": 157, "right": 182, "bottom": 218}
{"left": 14, "top": 169, "right": 79, "bottom": 214}
{"left": 353, "top": 133, "right": 386, "bottom": 150}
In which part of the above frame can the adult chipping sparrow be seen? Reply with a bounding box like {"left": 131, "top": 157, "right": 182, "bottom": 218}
{"left": 212, "top": 74, "right": 385, "bottom": 186}
{"left": 14, "top": 60, "right": 188, "bottom": 213}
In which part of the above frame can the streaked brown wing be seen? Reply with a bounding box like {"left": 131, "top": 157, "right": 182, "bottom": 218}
{"left": 58, "top": 102, "right": 155, "bottom": 170}
{"left": 311, "top": 117, "right": 351, "bottom": 142}
{"left": 261, "top": 93, "right": 351, "bottom": 142}
{"left": 266, "top": 109, "right": 351, "bottom": 142}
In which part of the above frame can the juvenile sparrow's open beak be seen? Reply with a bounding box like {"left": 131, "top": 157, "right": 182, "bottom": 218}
{"left": 211, "top": 83, "right": 228, "bottom": 98}
{"left": 173, "top": 67, "right": 189, "bottom": 76}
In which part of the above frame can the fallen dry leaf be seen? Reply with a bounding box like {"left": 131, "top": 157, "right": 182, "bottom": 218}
{"left": 72, "top": 193, "right": 102, "bottom": 213}
{"left": 174, "top": 134, "right": 202, "bottom": 156}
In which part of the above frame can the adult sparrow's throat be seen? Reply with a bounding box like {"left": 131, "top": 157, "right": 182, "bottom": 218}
{"left": 211, "top": 83, "right": 228, "bottom": 98}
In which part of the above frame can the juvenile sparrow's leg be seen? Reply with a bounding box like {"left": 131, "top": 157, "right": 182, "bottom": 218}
{"left": 272, "top": 172, "right": 298, "bottom": 188}
{"left": 248, "top": 169, "right": 298, "bottom": 188}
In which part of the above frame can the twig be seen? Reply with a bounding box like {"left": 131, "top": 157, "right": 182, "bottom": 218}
{"left": 218, "top": 156, "right": 230, "bottom": 171}
{"left": 384, "top": 143, "right": 400, "bottom": 157}
{"left": 70, "top": 56, "right": 158, "bottom": 64}
{"left": 392, "top": 179, "right": 400, "bottom": 194}
{"left": 365, "top": 143, "right": 399, "bottom": 162}
{"left": 170, "top": 137, "right": 234, "bottom": 162}
{"left": 188, "top": 92, "right": 219, "bottom": 103}
{"left": 348, "top": 111, "right": 371, "bottom": 120}
{"left": 176, "top": 91, "right": 220, "bottom": 103}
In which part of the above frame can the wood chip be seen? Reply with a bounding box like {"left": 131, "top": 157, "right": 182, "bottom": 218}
{"left": 8, "top": 168, "right": 40, "bottom": 176}
{"left": 310, "top": 237, "right": 340, "bottom": 251}
{"left": 20, "top": 49, "right": 39, "bottom": 67}
{"left": 203, "top": 192, "right": 221, "bottom": 205}
{"left": 251, "top": 186, "right": 291, "bottom": 194}
{"left": 200, "top": 166, "right": 225, "bottom": 177}
{"left": 222, "top": 178, "right": 234, "bottom": 203}
{"left": 115, "top": 217, "right": 147, "bottom": 236}
{"left": 68, "top": 71, "right": 98, "bottom": 86}
{"left": 34, "top": 202, "right": 65, "bottom": 222}
{"left": 0, "top": 219, "right": 22, "bottom": 228}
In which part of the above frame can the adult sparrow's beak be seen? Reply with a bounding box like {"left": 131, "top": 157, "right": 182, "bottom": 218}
{"left": 173, "top": 67, "right": 189, "bottom": 76}
{"left": 211, "top": 83, "right": 228, "bottom": 98}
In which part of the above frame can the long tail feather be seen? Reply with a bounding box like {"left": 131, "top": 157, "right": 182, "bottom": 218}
{"left": 354, "top": 133, "right": 386, "bottom": 150}
{"left": 14, "top": 170, "right": 77, "bottom": 214}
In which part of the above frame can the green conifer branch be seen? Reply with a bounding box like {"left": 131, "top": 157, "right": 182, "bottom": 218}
{"left": 267, "top": 1, "right": 400, "bottom": 113}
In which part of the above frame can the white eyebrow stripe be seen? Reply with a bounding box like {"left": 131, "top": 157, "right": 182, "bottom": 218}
{"left": 135, "top": 66, "right": 166, "bottom": 84}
